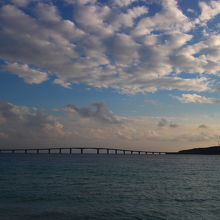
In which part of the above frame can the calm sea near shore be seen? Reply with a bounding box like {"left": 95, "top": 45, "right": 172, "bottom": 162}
{"left": 1, "top": 153, "right": 220, "bottom": 220}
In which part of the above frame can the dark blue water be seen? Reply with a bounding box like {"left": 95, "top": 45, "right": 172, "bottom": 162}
{"left": 1, "top": 154, "right": 220, "bottom": 220}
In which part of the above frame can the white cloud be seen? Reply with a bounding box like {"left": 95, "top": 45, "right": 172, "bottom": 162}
{"left": 132, "top": 0, "right": 192, "bottom": 36}
{"left": 53, "top": 79, "right": 71, "bottom": 88}
{"left": 3, "top": 62, "right": 48, "bottom": 84}
{"left": 1, "top": 0, "right": 220, "bottom": 94}
{"left": 175, "top": 94, "right": 220, "bottom": 104}
{"left": 114, "top": 0, "right": 137, "bottom": 7}
{"left": 197, "top": 0, "right": 220, "bottom": 24}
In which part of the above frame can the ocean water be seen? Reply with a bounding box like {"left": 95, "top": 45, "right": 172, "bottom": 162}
{"left": 1, "top": 154, "right": 220, "bottom": 220}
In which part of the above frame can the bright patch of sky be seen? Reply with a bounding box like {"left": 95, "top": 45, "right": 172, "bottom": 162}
{"left": 0, "top": 0, "right": 220, "bottom": 151}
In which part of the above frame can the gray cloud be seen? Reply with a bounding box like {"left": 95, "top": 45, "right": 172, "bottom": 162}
{"left": 0, "top": 100, "right": 66, "bottom": 147}
{"left": 158, "top": 118, "right": 179, "bottom": 128}
{"left": 64, "top": 102, "right": 123, "bottom": 124}
{"left": 198, "top": 124, "right": 208, "bottom": 129}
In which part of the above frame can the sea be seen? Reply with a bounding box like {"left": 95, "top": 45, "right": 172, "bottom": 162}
{"left": 1, "top": 153, "right": 220, "bottom": 220}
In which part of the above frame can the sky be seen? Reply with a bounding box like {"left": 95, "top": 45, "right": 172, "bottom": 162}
{"left": 0, "top": 0, "right": 220, "bottom": 151}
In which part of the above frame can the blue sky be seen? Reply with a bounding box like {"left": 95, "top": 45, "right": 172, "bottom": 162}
{"left": 0, "top": 0, "right": 220, "bottom": 151}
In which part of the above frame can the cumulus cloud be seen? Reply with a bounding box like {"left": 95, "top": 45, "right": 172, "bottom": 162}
{"left": 0, "top": 0, "right": 220, "bottom": 94}
{"left": 57, "top": 102, "right": 124, "bottom": 124}
{"left": 196, "top": 0, "right": 220, "bottom": 24}
{"left": 175, "top": 94, "right": 220, "bottom": 104}
{"left": 0, "top": 100, "right": 67, "bottom": 147}
{"left": 3, "top": 62, "right": 48, "bottom": 84}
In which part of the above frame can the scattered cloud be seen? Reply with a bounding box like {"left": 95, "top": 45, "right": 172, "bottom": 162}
{"left": 0, "top": 0, "right": 220, "bottom": 94}
{"left": 3, "top": 62, "right": 48, "bottom": 84}
{"left": 175, "top": 94, "right": 220, "bottom": 104}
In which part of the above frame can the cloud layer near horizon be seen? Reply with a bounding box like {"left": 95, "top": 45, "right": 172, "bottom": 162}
{"left": 1, "top": 0, "right": 220, "bottom": 94}
{"left": 0, "top": 99, "right": 219, "bottom": 151}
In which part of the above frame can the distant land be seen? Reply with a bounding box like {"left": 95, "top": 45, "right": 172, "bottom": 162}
{"left": 176, "top": 146, "right": 220, "bottom": 155}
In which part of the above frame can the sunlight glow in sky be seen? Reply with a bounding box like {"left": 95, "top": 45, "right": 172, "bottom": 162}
{"left": 0, "top": 0, "right": 220, "bottom": 151}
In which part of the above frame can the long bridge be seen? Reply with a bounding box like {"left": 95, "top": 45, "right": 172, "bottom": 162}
{"left": 0, "top": 147, "right": 168, "bottom": 155}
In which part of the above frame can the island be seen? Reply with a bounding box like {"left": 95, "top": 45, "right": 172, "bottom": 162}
{"left": 177, "top": 146, "right": 220, "bottom": 155}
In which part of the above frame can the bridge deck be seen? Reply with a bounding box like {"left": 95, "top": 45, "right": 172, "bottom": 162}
{"left": 0, "top": 147, "right": 167, "bottom": 155}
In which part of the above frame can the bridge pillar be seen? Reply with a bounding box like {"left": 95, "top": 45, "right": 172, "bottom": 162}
{"left": 25, "top": 149, "right": 27, "bottom": 154}
{"left": 59, "top": 148, "right": 62, "bottom": 154}
{"left": 123, "top": 150, "right": 125, "bottom": 155}
{"left": 131, "top": 151, "right": 133, "bottom": 155}
{"left": 115, "top": 149, "right": 117, "bottom": 154}
{"left": 138, "top": 151, "right": 140, "bottom": 155}
{"left": 37, "top": 149, "right": 39, "bottom": 154}
{"left": 48, "top": 149, "right": 51, "bottom": 154}
{"left": 70, "top": 148, "right": 72, "bottom": 154}
{"left": 81, "top": 148, "right": 83, "bottom": 154}
{"left": 97, "top": 148, "right": 100, "bottom": 154}
{"left": 12, "top": 150, "right": 15, "bottom": 153}
{"left": 107, "top": 149, "right": 109, "bottom": 154}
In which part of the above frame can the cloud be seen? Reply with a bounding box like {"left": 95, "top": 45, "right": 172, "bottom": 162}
{"left": 0, "top": 100, "right": 67, "bottom": 147}
{"left": 197, "top": 1, "right": 220, "bottom": 24}
{"left": 1, "top": 99, "right": 220, "bottom": 151}
{"left": 9, "top": 0, "right": 33, "bottom": 7}
{"left": 158, "top": 118, "right": 179, "bottom": 128}
{"left": 0, "top": 0, "right": 220, "bottom": 94}
{"left": 3, "top": 62, "right": 48, "bottom": 84}
{"left": 198, "top": 124, "right": 208, "bottom": 129}
{"left": 58, "top": 102, "right": 124, "bottom": 124}
{"left": 175, "top": 94, "right": 220, "bottom": 104}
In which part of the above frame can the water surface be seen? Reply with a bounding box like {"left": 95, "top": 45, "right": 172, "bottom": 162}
{"left": 1, "top": 154, "right": 220, "bottom": 219}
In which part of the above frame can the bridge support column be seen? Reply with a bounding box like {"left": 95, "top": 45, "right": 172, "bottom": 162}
{"left": 25, "top": 149, "right": 27, "bottom": 154}
{"left": 131, "top": 151, "right": 133, "bottom": 155}
{"left": 70, "top": 148, "right": 72, "bottom": 154}
{"left": 97, "top": 148, "right": 99, "bottom": 154}
{"left": 59, "top": 148, "right": 62, "bottom": 154}
{"left": 123, "top": 150, "right": 125, "bottom": 155}
{"left": 81, "top": 148, "right": 83, "bottom": 154}
{"left": 138, "top": 151, "right": 140, "bottom": 155}
{"left": 115, "top": 149, "right": 117, "bottom": 154}
{"left": 107, "top": 149, "right": 109, "bottom": 154}
{"left": 37, "top": 149, "right": 39, "bottom": 154}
